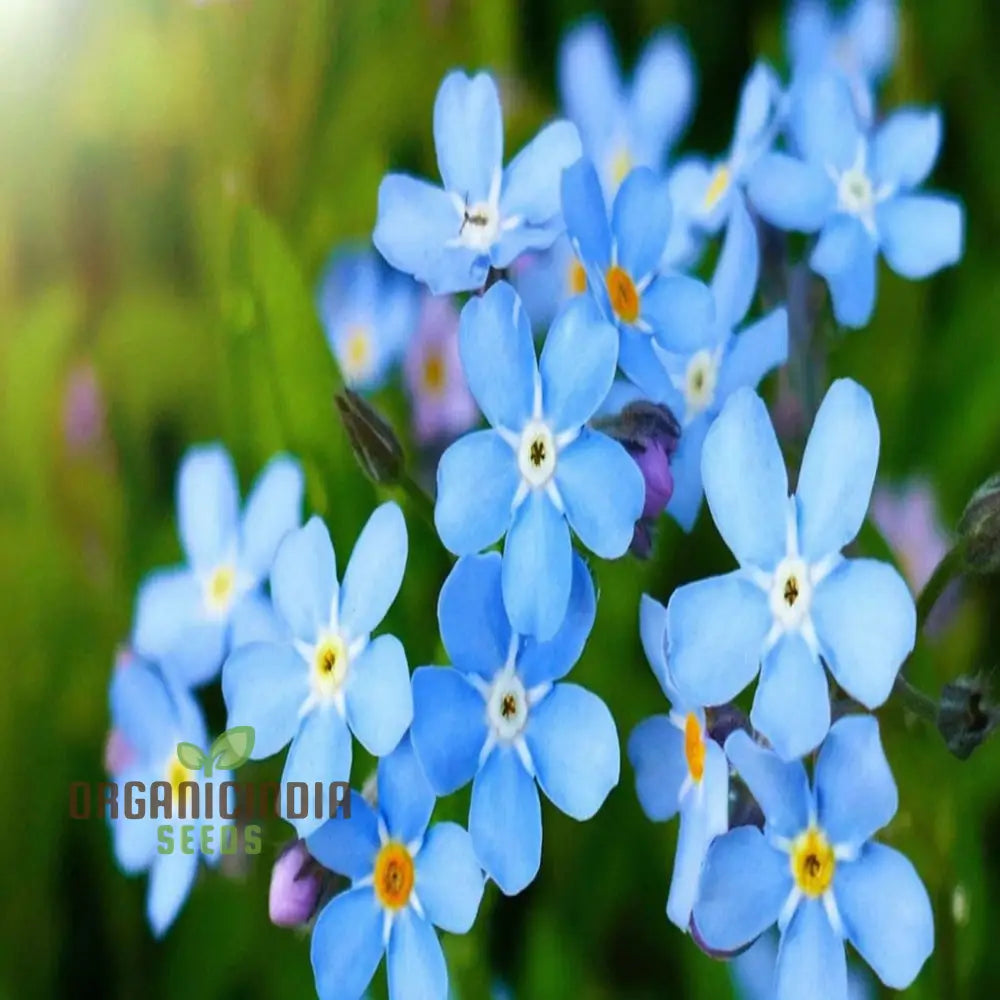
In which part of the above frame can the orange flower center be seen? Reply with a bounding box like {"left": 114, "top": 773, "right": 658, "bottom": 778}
{"left": 374, "top": 841, "right": 415, "bottom": 910}
{"left": 605, "top": 265, "right": 639, "bottom": 324}
{"left": 791, "top": 828, "right": 836, "bottom": 897}
{"left": 684, "top": 712, "right": 705, "bottom": 783}
{"left": 568, "top": 258, "right": 588, "bottom": 295}
{"left": 423, "top": 351, "right": 446, "bottom": 395}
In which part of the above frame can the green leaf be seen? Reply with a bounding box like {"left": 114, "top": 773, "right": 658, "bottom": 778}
{"left": 208, "top": 726, "right": 256, "bottom": 772}
{"left": 175, "top": 742, "right": 208, "bottom": 771}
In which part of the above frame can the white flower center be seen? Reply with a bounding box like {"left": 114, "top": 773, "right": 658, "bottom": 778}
{"left": 340, "top": 325, "right": 374, "bottom": 383}
{"left": 311, "top": 632, "right": 350, "bottom": 698}
{"left": 203, "top": 563, "right": 239, "bottom": 617}
{"left": 837, "top": 166, "right": 875, "bottom": 218}
{"left": 683, "top": 349, "right": 719, "bottom": 420}
{"left": 457, "top": 199, "right": 501, "bottom": 252}
{"left": 517, "top": 420, "right": 557, "bottom": 488}
{"left": 769, "top": 556, "right": 813, "bottom": 630}
{"left": 486, "top": 670, "right": 529, "bottom": 743}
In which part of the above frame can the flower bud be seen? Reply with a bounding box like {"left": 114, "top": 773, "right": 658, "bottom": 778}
{"left": 269, "top": 840, "right": 323, "bottom": 928}
{"left": 958, "top": 473, "right": 1000, "bottom": 574}
{"left": 631, "top": 438, "right": 675, "bottom": 519}
{"left": 937, "top": 673, "right": 999, "bottom": 760}
{"left": 335, "top": 389, "right": 404, "bottom": 487}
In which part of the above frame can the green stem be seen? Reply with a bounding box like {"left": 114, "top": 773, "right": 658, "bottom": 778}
{"left": 399, "top": 472, "right": 436, "bottom": 529}
{"left": 892, "top": 673, "right": 938, "bottom": 724}
{"left": 915, "top": 543, "right": 966, "bottom": 631}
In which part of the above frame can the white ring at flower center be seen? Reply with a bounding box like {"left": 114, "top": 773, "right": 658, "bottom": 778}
{"left": 458, "top": 200, "right": 501, "bottom": 252}
{"left": 769, "top": 556, "right": 813, "bottom": 631}
{"left": 486, "top": 671, "right": 529, "bottom": 743}
{"left": 684, "top": 349, "right": 719, "bottom": 420}
{"left": 837, "top": 167, "right": 875, "bottom": 218}
{"left": 517, "top": 420, "right": 557, "bottom": 488}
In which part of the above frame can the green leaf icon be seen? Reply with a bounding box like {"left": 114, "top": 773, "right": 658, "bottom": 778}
{"left": 207, "top": 726, "right": 256, "bottom": 774}
{"left": 176, "top": 742, "right": 208, "bottom": 771}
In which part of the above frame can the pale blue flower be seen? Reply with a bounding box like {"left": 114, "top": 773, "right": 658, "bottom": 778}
{"left": 509, "top": 233, "right": 586, "bottom": 330}
{"left": 696, "top": 716, "right": 933, "bottom": 1000}
{"left": 667, "top": 380, "right": 916, "bottom": 759}
{"left": 374, "top": 70, "right": 581, "bottom": 295}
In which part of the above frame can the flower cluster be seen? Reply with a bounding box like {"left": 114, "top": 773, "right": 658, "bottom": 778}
{"left": 104, "top": 1, "right": 966, "bottom": 997}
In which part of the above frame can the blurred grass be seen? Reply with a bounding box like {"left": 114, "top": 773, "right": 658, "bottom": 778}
{"left": 0, "top": 0, "right": 998, "bottom": 998}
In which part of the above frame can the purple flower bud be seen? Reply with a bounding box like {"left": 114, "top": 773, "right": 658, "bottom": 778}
{"left": 631, "top": 439, "right": 675, "bottom": 519}
{"left": 269, "top": 840, "right": 322, "bottom": 928}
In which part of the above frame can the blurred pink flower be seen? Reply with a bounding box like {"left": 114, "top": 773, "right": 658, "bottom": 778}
{"left": 63, "top": 362, "right": 105, "bottom": 455}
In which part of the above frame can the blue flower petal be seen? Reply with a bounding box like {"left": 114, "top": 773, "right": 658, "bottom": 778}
{"left": 847, "top": 0, "right": 899, "bottom": 80}
{"left": 789, "top": 72, "right": 860, "bottom": 170}
{"left": 161, "top": 620, "right": 228, "bottom": 689}
{"left": 666, "top": 416, "right": 710, "bottom": 533}
{"left": 111, "top": 808, "right": 158, "bottom": 874}
{"left": 638, "top": 592, "right": 679, "bottom": 700}
{"left": 540, "top": 297, "right": 618, "bottom": 434}
{"left": 518, "top": 553, "right": 596, "bottom": 688}
{"left": 411, "top": 667, "right": 488, "bottom": 795}
{"left": 724, "top": 729, "right": 811, "bottom": 838}
{"left": 387, "top": 908, "right": 448, "bottom": 1000}
{"left": 374, "top": 174, "right": 485, "bottom": 295}
{"left": 617, "top": 329, "right": 677, "bottom": 401}
{"left": 311, "top": 888, "right": 385, "bottom": 1000}
{"left": 642, "top": 274, "right": 716, "bottom": 353}
{"left": 556, "top": 429, "right": 644, "bottom": 559}
{"left": 667, "top": 573, "right": 770, "bottom": 707}
{"left": 627, "top": 715, "right": 685, "bottom": 822}
{"left": 557, "top": 20, "right": 620, "bottom": 158}
{"left": 339, "top": 502, "right": 407, "bottom": 640}
{"left": 230, "top": 590, "right": 288, "bottom": 647}
{"left": 712, "top": 195, "right": 759, "bottom": 330}
{"left": 813, "top": 559, "right": 915, "bottom": 709}
{"left": 748, "top": 153, "right": 834, "bottom": 232}
{"left": 281, "top": 707, "right": 352, "bottom": 837}
{"left": 147, "top": 849, "right": 198, "bottom": 938}
{"left": 132, "top": 567, "right": 201, "bottom": 662}
{"left": 435, "top": 430, "right": 519, "bottom": 555}
{"left": 871, "top": 108, "right": 941, "bottom": 190}
{"left": 177, "top": 443, "right": 239, "bottom": 571}
{"left": 345, "top": 634, "right": 412, "bottom": 758}
{"left": 222, "top": 641, "right": 310, "bottom": 759}
{"left": 270, "top": 517, "right": 337, "bottom": 644}
{"left": 110, "top": 656, "right": 178, "bottom": 762}
{"left": 734, "top": 61, "right": 781, "bottom": 152}
{"left": 775, "top": 898, "right": 846, "bottom": 1000}
{"left": 612, "top": 167, "right": 671, "bottom": 279}
{"left": 628, "top": 31, "right": 694, "bottom": 161}
{"left": 796, "top": 378, "right": 879, "bottom": 561}
{"left": 527, "top": 683, "right": 619, "bottom": 820}
{"left": 377, "top": 733, "right": 434, "bottom": 844}
{"left": 561, "top": 157, "right": 613, "bottom": 269}
{"left": 434, "top": 71, "right": 503, "bottom": 203}
{"left": 835, "top": 843, "right": 934, "bottom": 989}
{"left": 307, "top": 792, "right": 380, "bottom": 879}
{"left": 502, "top": 490, "right": 572, "bottom": 641}
{"left": 458, "top": 281, "right": 536, "bottom": 431}
{"left": 499, "top": 120, "right": 581, "bottom": 233}
{"left": 877, "top": 194, "right": 964, "bottom": 280}
{"left": 730, "top": 932, "right": 779, "bottom": 1000}
{"left": 815, "top": 714, "right": 898, "bottom": 850}
{"left": 702, "top": 388, "right": 789, "bottom": 570}
{"left": 239, "top": 454, "right": 303, "bottom": 583}
{"left": 752, "top": 631, "right": 831, "bottom": 760}
{"left": 470, "top": 745, "right": 542, "bottom": 894}
{"left": 414, "top": 822, "right": 485, "bottom": 933}
{"left": 437, "top": 553, "right": 511, "bottom": 679}
{"left": 810, "top": 215, "right": 878, "bottom": 328}
{"left": 693, "top": 826, "right": 792, "bottom": 952}
{"left": 715, "top": 308, "right": 789, "bottom": 402}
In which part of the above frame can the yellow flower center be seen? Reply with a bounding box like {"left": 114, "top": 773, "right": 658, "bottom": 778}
{"left": 422, "top": 351, "right": 446, "bottom": 396}
{"left": 605, "top": 265, "right": 640, "bottom": 324}
{"left": 791, "top": 828, "right": 836, "bottom": 897}
{"left": 611, "top": 146, "right": 633, "bottom": 188}
{"left": 313, "top": 634, "right": 349, "bottom": 694}
{"left": 205, "top": 564, "right": 236, "bottom": 614}
{"left": 341, "top": 326, "right": 372, "bottom": 381}
{"left": 684, "top": 713, "right": 705, "bottom": 783}
{"left": 703, "top": 165, "right": 731, "bottom": 212}
{"left": 167, "top": 756, "right": 194, "bottom": 801}
{"left": 568, "top": 258, "right": 588, "bottom": 296}
{"left": 374, "top": 841, "right": 415, "bottom": 910}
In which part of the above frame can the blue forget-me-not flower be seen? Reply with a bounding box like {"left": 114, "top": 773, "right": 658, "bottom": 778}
{"left": 132, "top": 444, "right": 303, "bottom": 688}
{"left": 317, "top": 248, "right": 419, "bottom": 391}
{"left": 434, "top": 281, "right": 644, "bottom": 640}
{"left": 749, "top": 71, "right": 964, "bottom": 328}
{"left": 373, "top": 70, "right": 581, "bottom": 295}
{"left": 621, "top": 194, "right": 788, "bottom": 531}
{"left": 222, "top": 504, "right": 412, "bottom": 837}
{"left": 696, "top": 717, "right": 933, "bottom": 1000}
{"left": 306, "top": 736, "right": 484, "bottom": 1000}
{"left": 107, "top": 650, "right": 231, "bottom": 937}
{"left": 557, "top": 18, "right": 694, "bottom": 199}
{"left": 666, "top": 380, "right": 916, "bottom": 760}
{"left": 628, "top": 595, "right": 728, "bottom": 930}
{"left": 410, "top": 552, "right": 619, "bottom": 895}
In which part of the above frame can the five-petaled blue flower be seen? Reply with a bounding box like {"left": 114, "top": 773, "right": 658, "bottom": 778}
{"left": 620, "top": 194, "right": 788, "bottom": 530}
{"left": 222, "top": 504, "right": 412, "bottom": 837}
{"left": 373, "top": 70, "right": 581, "bottom": 295}
{"left": 628, "top": 595, "right": 728, "bottom": 930}
{"left": 107, "top": 650, "right": 231, "bottom": 937}
{"left": 557, "top": 18, "right": 694, "bottom": 199}
{"left": 133, "top": 444, "right": 303, "bottom": 688}
{"left": 317, "top": 247, "right": 419, "bottom": 391}
{"left": 561, "top": 157, "right": 717, "bottom": 377}
{"left": 434, "top": 281, "right": 644, "bottom": 640}
{"left": 666, "top": 379, "right": 916, "bottom": 760}
{"left": 306, "top": 735, "right": 484, "bottom": 1000}
{"left": 410, "top": 552, "right": 619, "bottom": 895}
{"left": 749, "top": 71, "right": 964, "bottom": 328}
{"left": 786, "top": 0, "right": 898, "bottom": 123}
{"left": 695, "top": 717, "right": 933, "bottom": 1000}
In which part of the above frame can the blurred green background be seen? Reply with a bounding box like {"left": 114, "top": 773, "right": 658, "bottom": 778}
{"left": 1, "top": 0, "right": 998, "bottom": 997}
